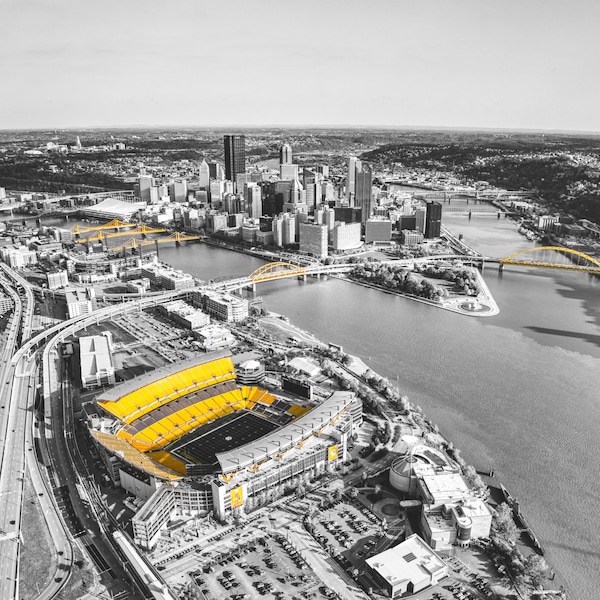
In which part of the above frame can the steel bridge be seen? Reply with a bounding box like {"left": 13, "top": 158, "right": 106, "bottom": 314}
{"left": 76, "top": 224, "right": 166, "bottom": 243}
{"left": 70, "top": 219, "right": 138, "bottom": 235}
{"left": 109, "top": 232, "right": 201, "bottom": 253}
{"left": 500, "top": 246, "right": 600, "bottom": 273}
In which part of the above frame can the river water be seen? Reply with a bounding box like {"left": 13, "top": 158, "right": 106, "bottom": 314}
{"left": 32, "top": 202, "right": 600, "bottom": 598}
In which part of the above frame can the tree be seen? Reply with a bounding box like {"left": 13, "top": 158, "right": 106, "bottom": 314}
{"left": 525, "top": 554, "right": 548, "bottom": 586}
{"left": 493, "top": 503, "right": 518, "bottom": 546}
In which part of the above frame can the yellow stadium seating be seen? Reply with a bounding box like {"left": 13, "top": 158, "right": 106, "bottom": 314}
{"left": 99, "top": 357, "right": 237, "bottom": 424}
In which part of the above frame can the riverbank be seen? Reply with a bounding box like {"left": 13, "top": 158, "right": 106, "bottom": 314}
{"left": 341, "top": 267, "right": 499, "bottom": 317}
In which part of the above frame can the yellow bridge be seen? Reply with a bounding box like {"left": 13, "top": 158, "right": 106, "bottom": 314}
{"left": 249, "top": 262, "right": 307, "bottom": 283}
{"left": 71, "top": 219, "right": 138, "bottom": 235}
{"left": 110, "top": 232, "right": 201, "bottom": 253}
{"left": 500, "top": 246, "right": 600, "bottom": 273}
{"left": 76, "top": 224, "right": 166, "bottom": 243}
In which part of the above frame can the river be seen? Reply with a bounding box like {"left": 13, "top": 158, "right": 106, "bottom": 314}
{"left": 33, "top": 202, "right": 600, "bottom": 598}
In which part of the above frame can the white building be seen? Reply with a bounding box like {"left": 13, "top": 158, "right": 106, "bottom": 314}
{"left": 193, "top": 290, "right": 249, "bottom": 322}
{"left": 0, "top": 246, "right": 38, "bottom": 268}
{"left": 366, "top": 534, "right": 448, "bottom": 598}
{"left": 80, "top": 334, "right": 115, "bottom": 389}
{"left": 331, "top": 222, "right": 362, "bottom": 251}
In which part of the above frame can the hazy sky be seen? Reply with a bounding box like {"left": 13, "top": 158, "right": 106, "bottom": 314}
{"left": 1, "top": 0, "right": 599, "bottom": 131}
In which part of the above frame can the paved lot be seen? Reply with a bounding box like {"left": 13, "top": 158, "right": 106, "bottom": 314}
{"left": 171, "top": 533, "right": 339, "bottom": 600}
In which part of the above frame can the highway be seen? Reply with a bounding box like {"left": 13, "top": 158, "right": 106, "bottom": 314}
{"left": 0, "top": 266, "right": 34, "bottom": 600}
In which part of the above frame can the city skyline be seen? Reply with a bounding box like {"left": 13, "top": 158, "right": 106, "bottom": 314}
{"left": 1, "top": 0, "right": 600, "bottom": 133}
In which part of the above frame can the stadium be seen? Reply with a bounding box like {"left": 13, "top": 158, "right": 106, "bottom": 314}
{"left": 88, "top": 351, "right": 362, "bottom": 549}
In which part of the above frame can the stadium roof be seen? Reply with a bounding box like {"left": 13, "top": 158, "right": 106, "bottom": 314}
{"left": 215, "top": 391, "right": 355, "bottom": 473}
{"left": 97, "top": 351, "right": 231, "bottom": 403}
{"left": 81, "top": 197, "right": 146, "bottom": 220}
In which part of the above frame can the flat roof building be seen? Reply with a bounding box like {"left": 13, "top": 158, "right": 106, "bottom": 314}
{"left": 80, "top": 334, "right": 115, "bottom": 390}
{"left": 366, "top": 534, "right": 448, "bottom": 598}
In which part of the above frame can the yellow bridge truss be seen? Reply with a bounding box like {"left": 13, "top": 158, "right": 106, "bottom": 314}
{"left": 501, "top": 246, "right": 600, "bottom": 273}
{"left": 250, "top": 262, "right": 307, "bottom": 283}
{"left": 110, "top": 232, "right": 201, "bottom": 252}
{"left": 71, "top": 219, "right": 137, "bottom": 235}
{"left": 76, "top": 224, "right": 166, "bottom": 243}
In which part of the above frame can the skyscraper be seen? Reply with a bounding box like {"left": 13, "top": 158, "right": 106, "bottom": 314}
{"left": 346, "top": 156, "right": 360, "bottom": 202}
{"left": 355, "top": 163, "right": 373, "bottom": 224}
{"left": 224, "top": 135, "right": 246, "bottom": 187}
{"left": 424, "top": 200, "right": 442, "bottom": 238}
{"left": 198, "top": 159, "right": 210, "bottom": 188}
{"left": 279, "top": 143, "right": 292, "bottom": 165}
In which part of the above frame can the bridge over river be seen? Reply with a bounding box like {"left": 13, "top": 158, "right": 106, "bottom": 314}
{"left": 207, "top": 247, "right": 600, "bottom": 293}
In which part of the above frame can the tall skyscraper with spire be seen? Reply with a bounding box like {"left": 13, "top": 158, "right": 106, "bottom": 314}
{"left": 224, "top": 135, "right": 246, "bottom": 188}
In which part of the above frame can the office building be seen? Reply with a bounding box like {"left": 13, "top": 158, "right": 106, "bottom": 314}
{"left": 279, "top": 143, "right": 292, "bottom": 165}
{"left": 168, "top": 180, "right": 188, "bottom": 203}
{"left": 346, "top": 156, "right": 359, "bottom": 201}
{"left": 244, "top": 183, "right": 263, "bottom": 218}
{"left": 425, "top": 200, "right": 442, "bottom": 239}
{"left": 355, "top": 163, "right": 373, "bottom": 224}
{"left": 198, "top": 159, "right": 210, "bottom": 188}
{"left": 193, "top": 291, "right": 249, "bottom": 322}
{"left": 331, "top": 222, "right": 362, "bottom": 251}
{"left": 272, "top": 213, "right": 296, "bottom": 246}
{"left": 280, "top": 163, "right": 299, "bottom": 181}
{"left": 303, "top": 169, "right": 320, "bottom": 211}
{"left": 224, "top": 135, "right": 246, "bottom": 187}
{"left": 299, "top": 223, "right": 328, "bottom": 259}
{"left": 334, "top": 206, "right": 362, "bottom": 225}
{"left": 398, "top": 215, "right": 417, "bottom": 232}
{"left": 401, "top": 230, "right": 424, "bottom": 247}
{"left": 208, "top": 161, "right": 224, "bottom": 181}
{"left": 415, "top": 208, "right": 426, "bottom": 234}
{"left": 365, "top": 219, "right": 392, "bottom": 244}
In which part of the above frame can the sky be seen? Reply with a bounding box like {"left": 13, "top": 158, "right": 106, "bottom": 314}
{"left": 1, "top": 0, "right": 599, "bottom": 132}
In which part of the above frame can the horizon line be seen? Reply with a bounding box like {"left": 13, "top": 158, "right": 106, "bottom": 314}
{"left": 1, "top": 124, "right": 600, "bottom": 137}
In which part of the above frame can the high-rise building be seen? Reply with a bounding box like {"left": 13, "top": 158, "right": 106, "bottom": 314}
{"left": 299, "top": 223, "right": 328, "bottom": 259}
{"left": 199, "top": 159, "right": 210, "bottom": 188}
{"left": 332, "top": 222, "right": 362, "bottom": 251}
{"left": 346, "top": 156, "right": 360, "bottom": 202}
{"left": 280, "top": 143, "right": 292, "bottom": 165}
{"left": 355, "top": 163, "right": 373, "bottom": 225}
{"left": 424, "top": 200, "right": 442, "bottom": 239}
{"left": 224, "top": 135, "right": 246, "bottom": 187}
{"left": 414, "top": 208, "right": 426, "bottom": 234}
{"left": 365, "top": 219, "right": 392, "bottom": 244}
{"left": 208, "top": 161, "right": 224, "bottom": 180}
{"left": 244, "top": 183, "right": 263, "bottom": 219}
{"left": 280, "top": 163, "right": 299, "bottom": 181}
{"left": 137, "top": 175, "right": 154, "bottom": 202}
{"left": 302, "top": 169, "right": 320, "bottom": 211}
{"left": 272, "top": 213, "right": 296, "bottom": 246}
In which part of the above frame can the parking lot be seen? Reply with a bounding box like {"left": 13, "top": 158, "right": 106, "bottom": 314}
{"left": 189, "top": 533, "right": 339, "bottom": 600}
{"left": 310, "top": 499, "right": 387, "bottom": 569}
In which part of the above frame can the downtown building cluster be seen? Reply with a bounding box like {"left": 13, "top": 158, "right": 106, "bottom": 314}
{"left": 129, "top": 135, "right": 444, "bottom": 260}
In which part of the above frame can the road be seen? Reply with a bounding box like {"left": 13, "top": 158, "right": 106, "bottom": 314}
{"left": 0, "top": 267, "right": 33, "bottom": 600}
